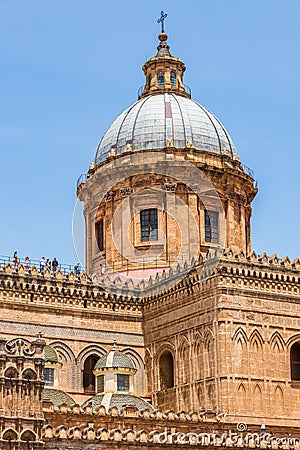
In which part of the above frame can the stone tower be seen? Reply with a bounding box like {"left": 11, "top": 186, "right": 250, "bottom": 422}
{"left": 0, "top": 336, "right": 45, "bottom": 449}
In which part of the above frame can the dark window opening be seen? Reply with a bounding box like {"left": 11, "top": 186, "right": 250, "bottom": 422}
{"left": 291, "top": 343, "right": 300, "bottom": 380}
{"left": 44, "top": 368, "right": 54, "bottom": 387}
{"left": 170, "top": 71, "right": 176, "bottom": 87}
{"left": 140, "top": 208, "right": 158, "bottom": 242}
{"left": 95, "top": 219, "right": 104, "bottom": 252}
{"left": 83, "top": 355, "right": 99, "bottom": 393}
{"left": 159, "top": 351, "right": 174, "bottom": 389}
{"left": 117, "top": 374, "right": 130, "bottom": 392}
{"left": 204, "top": 210, "right": 219, "bottom": 243}
{"left": 148, "top": 74, "right": 152, "bottom": 89}
{"left": 157, "top": 71, "right": 164, "bottom": 87}
{"left": 97, "top": 374, "right": 105, "bottom": 393}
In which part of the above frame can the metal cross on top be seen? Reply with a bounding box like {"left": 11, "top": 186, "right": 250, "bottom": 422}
{"left": 157, "top": 11, "right": 167, "bottom": 33}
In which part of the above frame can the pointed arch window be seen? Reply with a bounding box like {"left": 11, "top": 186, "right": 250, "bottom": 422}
{"left": 157, "top": 71, "right": 165, "bottom": 87}
{"left": 83, "top": 354, "right": 99, "bottom": 393}
{"left": 291, "top": 343, "right": 300, "bottom": 380}
{"left": 170, "top": 71, "right": 176, "bottom": 87}
{"left": 159, "top": 351, "right": 174, "bottom": 389}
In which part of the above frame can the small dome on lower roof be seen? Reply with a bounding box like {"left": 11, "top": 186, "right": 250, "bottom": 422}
{"left": 44, "top": 345, "right": 59, "bottom": 363}
{"left": 94, "top": 349, "right": 134, "bottom": 370}
{"left": 95, "top": 93, "right": 238, "bottom": 165}
{"left": 42, "top": 388, "right": 75, "bottom": 407}
{"left": 82, "top": 393, "right": 154, "bottom": 412}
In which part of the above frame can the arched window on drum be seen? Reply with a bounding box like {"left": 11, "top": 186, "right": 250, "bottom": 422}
{"left": 170, "top": 71, "right": 176, "bottom": 87}
{"left": 157, "top": 71, "right": 165, "bottom": 87}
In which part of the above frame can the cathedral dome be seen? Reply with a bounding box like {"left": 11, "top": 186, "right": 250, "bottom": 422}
{"left": 77, "top": 28, "right": 257, "bottom": 278}
{"left": 94, "top": 93, "right": 237, "bottom": 165}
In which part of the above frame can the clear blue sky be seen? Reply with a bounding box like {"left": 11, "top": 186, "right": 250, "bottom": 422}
{"left": 0, "top": 0, "right": 299, "bottom": 264}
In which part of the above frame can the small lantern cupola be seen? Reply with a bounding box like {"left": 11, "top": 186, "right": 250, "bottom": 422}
{"left": 82, "top": 343, "right": 153, "bottom": 412}
{"left": 93, "top": 343, "right": 137, "bottom": 394}
{"left": 43, "top": 345, "right": 62, "bottom": 388}
{"left": 139, "top": 12, "right": 190, "bottom": 99}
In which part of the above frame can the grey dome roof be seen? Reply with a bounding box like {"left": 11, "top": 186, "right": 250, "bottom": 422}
{"left": 95, "top": 93, "right": 237, "bottom": 165}
{"left": 82, "top": 393, "right": 154, "bottom": 412}
{"left": 94, "top": 350, "right": 134, "bottom": 370}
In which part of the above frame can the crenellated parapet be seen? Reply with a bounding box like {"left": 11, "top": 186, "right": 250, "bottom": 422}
{"left": 217, "top": 248, "right": 300, "bottom": 296}
{"left": 222, "top": 247, "right": 300, "bottom": 271}
{"left": 1, "top": 247, "right": 300, "bottom": 310}
{"left": 42, "top": 404, "right": 300, "bottom": 448}
{"left": 43, "top": 402, "right": 226, "bottom": 421}
{"left": 142, "top": 247, "right": 300, "bottom": 308}
{"left": 0, "top": 263, "right": 143, "bottom": 316}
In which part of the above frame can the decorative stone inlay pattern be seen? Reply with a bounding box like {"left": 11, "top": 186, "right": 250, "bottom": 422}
{"left": 0, "top": 321, "right": 144, "bottom": 344}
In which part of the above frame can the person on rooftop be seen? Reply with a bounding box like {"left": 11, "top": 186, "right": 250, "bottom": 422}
{"left": 52, "top": 258, "right": 59, "bottom": 273}
{"left": 74, "top": 262, "right": 81, "bottom": 277}
{"left": 13, "top": 251, "right": 18, "bottom": 269}
{"left": 24, "top": 256, "right": 30, "bottom": 271}
{"left": 40, "top": 257, "right": 45, "bottom": 272}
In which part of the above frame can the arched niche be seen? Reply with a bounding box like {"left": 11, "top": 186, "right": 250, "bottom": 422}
{"left": 159, "top": 351, "right": 174, "bottom": 390}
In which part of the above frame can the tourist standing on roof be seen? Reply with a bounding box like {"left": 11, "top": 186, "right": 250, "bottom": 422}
{"left": 13, "top": 251, "right": 18, "bottom": 268}
{"left": 40, "top": 257, "right": 45, "bottom": 272}
{"left": 52, "top": 258, "right": 59, "bottom": 273}
{"left": 24, "top": 256, "right": 30, "bottom": 271}
{"left": 74, "top": 262, "right": 81, "bottom": 277}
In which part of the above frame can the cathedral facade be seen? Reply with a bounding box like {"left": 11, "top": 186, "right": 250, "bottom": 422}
{"left": 1, "top": 22, "right": 300, "bottom": 450}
